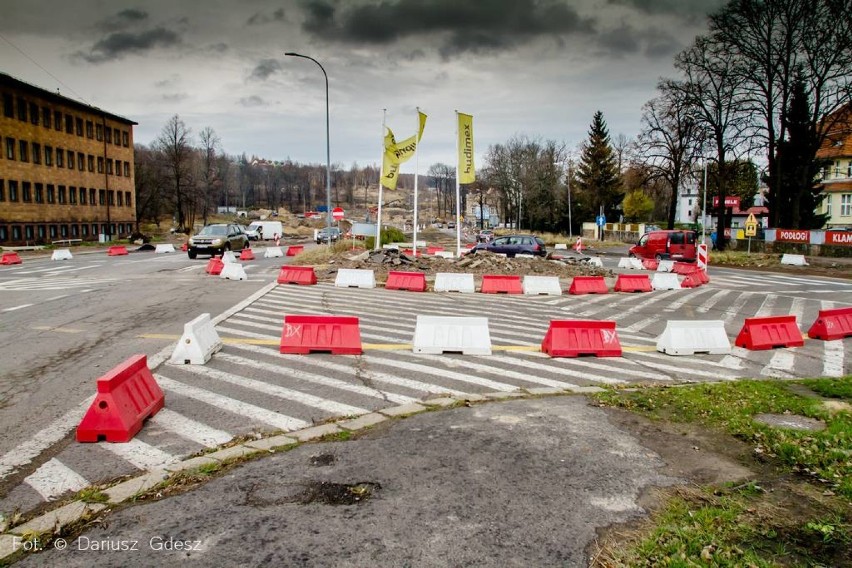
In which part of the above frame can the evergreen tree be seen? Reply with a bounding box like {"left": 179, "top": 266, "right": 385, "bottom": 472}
{"left": 575, "top": 111, "right": 622, "bottom": 222}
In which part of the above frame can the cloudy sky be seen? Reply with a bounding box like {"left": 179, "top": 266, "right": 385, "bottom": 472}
{"left": 1, "top": 0, "right": 724, "bottom": 169}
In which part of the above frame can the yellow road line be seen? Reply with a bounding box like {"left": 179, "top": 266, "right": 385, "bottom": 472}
{"left": 33, "top": 326, "right": 84, "bottom": 333}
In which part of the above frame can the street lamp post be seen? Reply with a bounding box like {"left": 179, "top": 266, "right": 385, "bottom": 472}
{"left": 285, "top": 52, "right": 332, "bottom": 247}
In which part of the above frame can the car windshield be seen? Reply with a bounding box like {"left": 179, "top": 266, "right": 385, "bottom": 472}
{"left": 198, "top": 225, "right": 228, "bottom": 236}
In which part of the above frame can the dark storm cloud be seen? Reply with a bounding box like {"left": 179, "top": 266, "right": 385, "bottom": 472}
{"left": 299, "top": 0, "right": 596, "bottom": 56}
{"left": 97, "top": 8, "right": 149, "bottom": 32}
{"left": 607, "top": 0, "right": 724, "bottom": 19}
{"left": 247, "top": 7, "right": 287, "bottom": 26}
{"left": 77, "top": 27, "right": 182, "bottom": 63}
{"left": 597, "top": 23, "right": 682, "bottom": 58}
{"left": 208, "top": 42, "right": 229, "bottom": 53}
{"left": 250, "top": 59, "right": 283, "bottom": 80}
{"left": 239, "top": 95, "right": 267, "bottom": 107}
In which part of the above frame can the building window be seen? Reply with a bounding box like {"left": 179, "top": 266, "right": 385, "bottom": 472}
{"left": 49, "top": 225, "right": 57, "bottom": 239}
{"left": 75, "top": 117, "right": 83, "bottom": 136}
{"left": 81, "top": 224, "right": 89, "bottom": 237}
{"left": 99, "top": 189, "right": 106, "bottom": 205}
{"left": 89, "top": 188, "right": 96, "bottom": 205}
{"left": 56, "top": 148, "right": 64, "bottom": 168}
{"left": 29, "top": 102, "right": 39, "bottom": 125}
{"left": 25, "top": 225, "right": 34, "bottom": 240}
{"left": 106, "top": 159, "right": 113, "bottom": 175}
{"left": 38, "top": 225, "right": 45, "bottom": 239}
{"left": 117, "top": 191, "right": 123, "bottom": 206}
{"left": 19, "top": 140, "right": 28, "bottom": 162}
{"left": 87, "top": 155, "right": 94, "bottom": 172}
{"left": 91, "top": 224, "right": 98, "bottom": 236}
{"left": 60, "top": 225, "right": 68, "bottom": 237}
{"left": 42, "top": 107, "right": 51, "bottom": 128}
{"left": 104, "top": 128, "right": 112, "bottom": 144}
{"left": 17, "top": 97, "right": 27, "bottom": 121}
{"left": 96, "top": 123, "right": 103, "bottom": 141}
{"left": 97, "top": 157, "right": 104, "bottom": 173}
{"left": 86, "top": 120, "right": 94, "bottom": 138}
{"left": 22, "top": 181, "right": 32, "bottom": 202}
{"left": 2, "top": 93, "right": 12, "bottom": 118}
{"left": 108, "top": 190, "right": 115, "bottom": 205}
{"left": 113, "top": 128, "right": 120, "bottom": 146}
{"left": 67, "top": 150, "right": 74, "bottom": 169}
{"left": 46, "top": 184, "right": 55, "bottom": 204}
{"left": 80, "top": 187, "right": 87, "bottom": 204}
{"left": 77, "top": 152, "right": 84, "bottom": 171}
{"left": 125, "top": 191, "right": 132, "bottom": 207}
{"left": 54, "top": 110, "right": 62, "bottom": 131}
{"left": 71, "top": 224, "right": 79, "bottom": 237}
{"left": 5, "top": 138, "right": 14, "bottom": 160}
{"left": 123, "top": 161, "right": 130, "bottom": 177}
{"left": 12, "top": 226, "right": 21, "bottom": 241}
{"left": 122, "top": 131, "right": 129, "bottom": 147}
{"left": 44, "top": 146, "right": 53, "bottom": 166}
{"left": 69, "top": 186, "right": 76, "bottom": 204}
{"left": 8, "top": 180, "right": 18, "bottom": 201}
{"left": 0, "top": 226, "right": 7, "bottom": 242}
{"left": 0, "top": 179, "right": 4, "bottom": 201}
{"left": 842, "top": 194, "right": 852, "bottom": 217}
{"left": 65, "top": 114, "right": 73, "bottom": 134}
{"left": 58, "top": 185, "right": 66, "bottom": 204}
{"left": 35, "top": 183, "right": 44, "bottom": 203}
{"left": 32, "top": 143, "right": 41, "bottom": 165}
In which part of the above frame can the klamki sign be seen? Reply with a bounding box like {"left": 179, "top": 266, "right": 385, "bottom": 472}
{"left": 826, "top": 231, "right": 852, "bottom": 246}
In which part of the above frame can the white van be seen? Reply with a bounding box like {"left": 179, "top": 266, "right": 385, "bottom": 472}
{"left": 245, "top": 221, "right": 284, "bottom": 241}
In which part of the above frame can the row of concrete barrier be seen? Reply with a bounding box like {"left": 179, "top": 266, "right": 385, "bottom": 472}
{"left": 274, "top": 266, "right": 708, "bottom": 294}
{"left": 74, "top": 305, "right": 852, "bottom": 444}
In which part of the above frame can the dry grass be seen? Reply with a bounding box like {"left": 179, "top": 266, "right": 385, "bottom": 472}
{"left": 293, "top": 241, "right": 366, "bottom": 265}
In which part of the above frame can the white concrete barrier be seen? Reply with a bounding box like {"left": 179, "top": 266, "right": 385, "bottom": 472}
{"left": 434, "top": 251, "right": 455, "bottom": 259}
{"left": 629, "top": 258, "right": 644, "bottom": 270}
{"left": 169, "top": 313, "right": 223, "bottom": 365}
{"left": 554, "top": 243, "right": 568, "bottom": 250}
{"left": 656, "top": 320, "right": 731, "bottom": 356}
{"left": 587, "top": 256, "right": 603, "bottom": 267}
{"left": 335, "top": 268, "right": 376, "bottom": 288}
{"left": 220, "top": 263, "right": 247, "bottom": 280}
{"left": 434, "top": 272, "right": 475, "bottom": 293}
{"left": 221, "top": 250, "right": 238, "bottom": 264}
{"left": 617, "top": 257, "right": 632, "bottom": 269}
{"left": 523, "top": 275, "right": 563, "bottom": 296}
{"left": 651, "top": 272, "right": 681, "bottom": 290}
{"left": 413, "top": 315, "right": 492, "bottom": 355}
{"left": 264, "top": 246, "right": 284, "bottom": 258}
{"left": 51, "top": 249, "right": 73, "bottom": 261}
{"left": 155, "top": 243, "right": 176, "bottom": 254}
{"left": 657, "top": 260, "right": 674, "bottom": 272}
{"left": 781, "top": 253, "right": 808, "bottom": 266}
{"left": 382, "top": 244, "right": 400, "bottom": 250}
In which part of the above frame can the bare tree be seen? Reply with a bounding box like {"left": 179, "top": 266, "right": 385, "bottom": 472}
{"left": 155, "top": 114, "right": 194, "bottom": 232}
{"left": 198, "top": 126, "right": 221, "bottom": 225}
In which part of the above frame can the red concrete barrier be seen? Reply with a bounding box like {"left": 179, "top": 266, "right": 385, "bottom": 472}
{"left": 286, "top": 245, "right": 304, "bottom": 257}
{"left": 541, "top": 320, "right": 622, "bottom": 358}
{"left": 695, "top": 269, "right": 709, "bottom": 284}
{"left": 239, "top": 248, "right": 255, "bottom": 261}
{"left": 181, "top": 243, "right": 188, "bottom": 252}
{"left": 107, "top": 245, "right": 128, "bottom": 256}
{"left": 280, "top": 315, "right": 362, "bottom": 355}
{"left": 76, "top": 354, "right": 165, "bottom": 443}
{"left": 277, "top": 265, "right": 317, "bottom": 285}
{"left": 385, "top": 271, "right": 427, "bottom": 292}
{"left": 808, "top": 307, "right": 852, "bottom": 341}
{"left": 0, "top": 252, "right": 22, "bottom": 265}
{"left": 480, "top": 274, "right": 523, "bottom": 294}
{"left": 672, "top": 262, "right": 694, "bottom": 275}
{"left": 205, "top": 256, "right": 224, "bottom": 275}
{"left": 568, "top": 276, "right": 609, "bottom": 295}
{"left": 427, "top": 246, "right": 445, "bottom": 255}
{"left": 680, "top": 272, "right": 703, "bottom": 288}
{"left": 614, "top": 274, "right": 652, "bottom": 293}
{"left": 735, "top": 315, "right": 804, "bottom": 350}
{"left": 642, "top": 259, "right": 659, "bottom": 270}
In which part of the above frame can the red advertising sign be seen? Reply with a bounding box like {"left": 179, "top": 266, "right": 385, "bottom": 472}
{"left": 776, "top": 229, "right": 810, "bottom": 243}
{"left": 712, "top": 196, "right": 741, "bottom": 209}
{"left": 826, "top": 231, "right": 852, "bottom": 246}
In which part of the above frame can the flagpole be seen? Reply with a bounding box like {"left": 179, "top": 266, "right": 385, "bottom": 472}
{"left": 413, "top": 107, "right": 421, "bottom": 257}
{"left": 375, "top": 109, "right": 386, "bottom": 250}
{"left": 455, "top": 110, "right": 461, "bottom": 258}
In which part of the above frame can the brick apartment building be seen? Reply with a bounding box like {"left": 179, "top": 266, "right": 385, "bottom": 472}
{"left": 0, "top": 72, "right": 137, "bottom": 246}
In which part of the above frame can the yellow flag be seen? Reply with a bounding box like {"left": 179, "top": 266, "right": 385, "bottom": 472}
{"left": 381, "top": 111, "right": 428, "bottom": 190}
{"left": 458, "top": 112, "right": 475, "bottom": 184}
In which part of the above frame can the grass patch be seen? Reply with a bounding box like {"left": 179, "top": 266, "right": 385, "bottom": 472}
{"left": 595, "top": 380, "right": 852, "bottom": 499}
{"left": 320, "top": 430, "right": 353, "bottom": 442}
{"left": 75, "top": 487, "right": 109, "bottom": 504}
{"left": 293, "top": 241, "right": 365, "bottom": 265}
{"left": 593, "top": 379, "right": 852, "bottom": 566}
{"left": 800, "top": 376, "right": 852, "bottom": 400}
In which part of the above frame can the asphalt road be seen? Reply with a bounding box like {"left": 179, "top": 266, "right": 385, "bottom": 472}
{"left": 0, "top": 244, "right": 850, "bottom": 531}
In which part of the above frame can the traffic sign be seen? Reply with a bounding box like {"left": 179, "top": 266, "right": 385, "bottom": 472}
{"left": 745, "top": 213, "right": 757, "bottom": 237}
{"left": 332, "top": 207, "right": 344, "bottom": 221}
{"left": 596, "top": 215, "right": 606, "bottom": 227}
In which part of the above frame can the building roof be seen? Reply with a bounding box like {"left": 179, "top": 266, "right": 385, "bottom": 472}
{"left": 817, "top": 103, "right": 852, "bottom": 160}
{"left": 817, "top": 180, "right": 852, "bottom": 192}
{"left": 0, "top": 72, "right": 137, "bottom": 126}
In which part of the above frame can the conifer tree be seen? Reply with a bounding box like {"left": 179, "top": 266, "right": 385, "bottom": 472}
{"left": 575, "top": 111, "right": 622, "bottom": 222}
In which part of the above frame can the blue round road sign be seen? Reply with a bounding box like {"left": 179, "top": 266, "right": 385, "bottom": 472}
{"left": 596, "top": 215, "right": 606, "bottom": 227}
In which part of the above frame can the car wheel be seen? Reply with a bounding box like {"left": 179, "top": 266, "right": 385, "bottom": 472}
{"left": 655, "top": 254, "right": 663, "bottom": 261}
{"left": 628, "top": 253, "right": 636, "bottom": 258}
{"left": 188, "top": 251, "right": 197, "bottom": 259}
{"left": 224, "top": 243, "right": 231, "bottom": 251}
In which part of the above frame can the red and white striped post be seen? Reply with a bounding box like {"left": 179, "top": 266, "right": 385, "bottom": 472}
{"left": 697, "top": 243, "right": 708, "bottom": 272}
